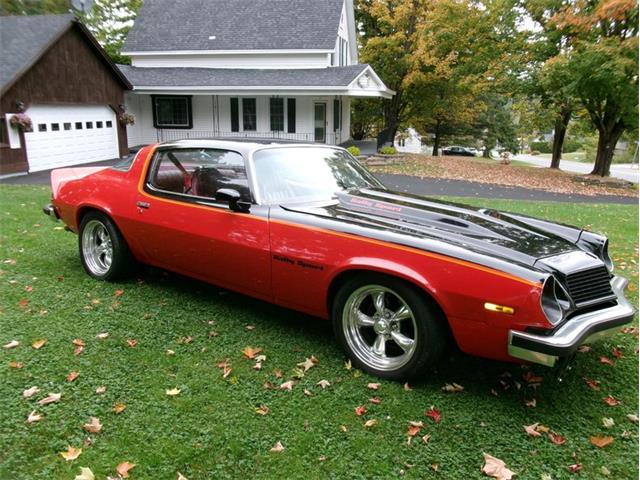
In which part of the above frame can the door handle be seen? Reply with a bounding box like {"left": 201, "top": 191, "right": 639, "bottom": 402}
{"left": 136, "top": 201, "right": 150, "bottom": 209}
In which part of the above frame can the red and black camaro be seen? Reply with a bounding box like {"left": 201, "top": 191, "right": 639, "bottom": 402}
{"left": 44, "top": 140, "right": 635, "bottom": 380}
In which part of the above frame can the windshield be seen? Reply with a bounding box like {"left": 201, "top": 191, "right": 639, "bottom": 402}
{"left": 253, "top": 147, "right": 385, "bottom": 204}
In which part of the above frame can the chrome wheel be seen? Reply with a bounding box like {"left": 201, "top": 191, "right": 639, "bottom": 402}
{"left": 81, "top": 220, "right": 113, "bottom": 276}
{"left": 342, "top": 285, "right": 418, "bottom": 371}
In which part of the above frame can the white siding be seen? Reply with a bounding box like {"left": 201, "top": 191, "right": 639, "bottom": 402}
{"left": 131, "top": 52, "right": 330, "bottom": 69}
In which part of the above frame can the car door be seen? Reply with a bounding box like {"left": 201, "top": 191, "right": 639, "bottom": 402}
{"left": 128, "top": 146, "right": 272, "bottom": 300}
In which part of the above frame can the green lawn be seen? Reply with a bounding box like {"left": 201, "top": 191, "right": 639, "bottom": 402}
{"left": 1, "top": 185, "right": 638, "bottom": 480}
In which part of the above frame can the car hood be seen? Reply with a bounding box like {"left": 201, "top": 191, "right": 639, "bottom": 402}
{"left": 280, "top": 189, "right": 581, "bottom": 268}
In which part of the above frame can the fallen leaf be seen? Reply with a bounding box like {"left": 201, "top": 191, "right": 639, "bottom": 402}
{"left": 112, "top": 403, "right": 126, "bottom": 414}
{"left": 626, "top": 414, "right": 639, "bottom": 423}
{"left": 38, "top": 393, "right": 61, "bottom": 405}
{"left": 599, "top": 356, "right": 615, "bottom": 366}
{"left": 568, "top": 463, "right": 582, "bottom": 473}
{"left": 31, "top": 339, "right": 46, "bottom": 349}
{"left": 82, "top": 417, "right": 102, "bottom": 433}
{"left": 548, "top": 432, "right": 566, "bottom": 445}
{"left": 95, "top": 386, "right": 107, "bottom": 394}
{"left": 244, "top": 325, "right": 255, "bottom": 331}
{"left": 9, "top": 360, "right": 24, "bottom": 369}
{"left": 23, "top": 386, "right": 40, "bottom": 398}
{"left": 425, "top": 406, "right": 441, "bottom": 423}
{"left": 255, "top": 354, "right": 266, "bottom": 362}
{"left": 280, "top": 380, "right": 294, "bottom": 391}
{"left": 368, "top": 397, "right": 381, "bottom": 404}
{"left": 222, "top": 366, "right": 232, "bottom": 378}
{"left": 590, "top": 435, "right": 614, "bottom": 448}
{"left": 585, "top": 378, "right": 601, "bottom": 391}
{"left": 367, "top": 382, "right": 380, "bottom": 390}
{"left": 481, "top": 453, "right": 515, "bottom": 480}
{"left": 60, "top": 446, "right": 82, "bottom": 461}
{"left": 317, "top": 379, "right": 331, "bottom": 389}
{"left": 536, "top": 424, "right": 550, "bottom": 433}
{"left": 273, "top": 368, "right": 283, "bottom": 378}
{"left": 318, "top": 456, "right": 327, "bottom": 462}
{"left": 603, "top": 395, "right": 620, "bottom": 406}
{"left": 3, "top": 340, "right": 19, "bottom": 349}
{"left": 166, "top": 388, "right": 181, "bottom": 396}
{"left": 270, "top": 441, "right": 285, "bottom": 453}
{"left": 27, "top": 410, "right": 43, "bottom": 423}
{"left": 74, "top": 345, "right": 84, "bottom": 356}
{"left": 407, "top": 421, "right": 423, "bottom": 437}
{"left": 600, "top": 466, "right": 611, "bottom": 476}
{"left": 524, "top": 398, "right": 537, "bottom": 408}
{"left": 114, "top": 289, "right": 124, "bottom": 297}
{"left": 523, "top": 371, "right": 543, "bottom": 385}
{"left": 72, "top": 338, "right": 85, "bottom": 346}
{"left": 344, "top": 359, "right": 352, "bottom": 370}
{"left": 253, "top": 361, "right": 262, "bottom": 370}
{"left": 340, "top": 425, "right": 348, "bottom": 432}
{"left": 74, "top": 467, "right": 95, "bottom": 480}
{"left": 116, "top": 461, "right": 136, "bottom": 477}
{"left": 242, "top": 346, "right": 262, "bottom": 359}
{"left": 126, "top": 339, "right": 137, "bottom": 348}
{"left": 67, "top": 371, "right": 79, "bottom": 382}
{"left": 297, "top": 357, "right": 316, "bottom": 372}
{"left": 577, "top": 345, "right": 591, "bottom": 353}
{"left": 524, "top": 423, "right": 541, "bottom": 437}
{"left": 96, "top": 332, "right": 109, "bottom": 339}
{"left": 18, "top": 298, "right": 29, "bottom": 308}
{"left": 25, "top": 285, "right": 33, "bottom": 292}
{"left": 612, "top": 347, "right": 623, "bottom": 358}
{"left": 304, "top": 389, "right": 312, "bottom": 396}
{"left": 404, "top": 382, "right": 412, "bottom": 391}
{"left": 441, "top": 383, "right": 464, "bottom": 393}
{"left": 602, "top": 417, "right": 615, "bottom": 428}
{"left": 355, "top": 405, "right": 366, "bottom": 416}
{"left": 422, "top": 434, "right": 432, "bottom": 444}
{"left": 256, "top": 405, "right": 269, "bottom": 416}
{"left": 166, "top": 349, "right": 175, "bottom": 355}
{"left": 177, "top": 473, "right": 188, "bottom": 480}
{"left": 364, "top": 419, "right": 378, "bottom": 428}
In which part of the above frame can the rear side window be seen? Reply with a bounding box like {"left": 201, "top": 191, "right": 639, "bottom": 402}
{"left": 148, "top": 148, "right": 250, "bottom": 202}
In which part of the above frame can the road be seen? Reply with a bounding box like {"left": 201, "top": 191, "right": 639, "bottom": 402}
{"left": 513, "top": 154, "right": 639, "bottom": 184}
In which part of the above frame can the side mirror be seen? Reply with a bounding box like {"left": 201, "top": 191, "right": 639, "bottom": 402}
{"left": 215, "top": 188, "right": 250, "bottom": 213}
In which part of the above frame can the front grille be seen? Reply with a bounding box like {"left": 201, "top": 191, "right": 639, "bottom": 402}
{"left": 564, "top": 266, "right": 614, "bottom": 306}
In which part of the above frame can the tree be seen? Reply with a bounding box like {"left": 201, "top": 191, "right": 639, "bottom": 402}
{"left": 0, "top": 0, "right": 69, "bottom": 15}
{"left": 83, "top": 0, "right": 142, "bottom": 65}
{"left": 552, "top": 0, "right": 638, "bottom": 176}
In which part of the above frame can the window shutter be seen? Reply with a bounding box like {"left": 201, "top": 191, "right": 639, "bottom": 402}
{"left": 230, "top": 98, "right": 239, "bottom": 132}
{"left": 287, "top": 98, "right": 296, "bottom": 133}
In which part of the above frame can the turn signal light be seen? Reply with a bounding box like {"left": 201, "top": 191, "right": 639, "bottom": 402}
{"left": 484, "top": 302, "right": 515, "bottom": 315}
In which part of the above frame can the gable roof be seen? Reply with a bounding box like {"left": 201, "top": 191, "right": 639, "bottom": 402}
{"left": 122, "top": 0, "right": 345, "bottom": 53}
{"left": 0, "top": 14, "right": 131, "bottom": 94}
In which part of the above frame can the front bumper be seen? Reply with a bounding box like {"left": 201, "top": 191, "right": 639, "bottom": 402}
{"left": 43, "top": 203, "right": 59, "bottom": 222}
{"left": 508, "top": 276, "right": 635, "bottom": 367}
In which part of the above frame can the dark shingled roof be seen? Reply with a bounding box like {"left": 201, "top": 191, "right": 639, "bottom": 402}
{"left": 118, "top": 64, "right": 368, "bottom": 88}
{"left": 0, "top": 14, "right": 74, "bottom": 91}
{"left": 122, "top": 0, "right": 344, "bottom": 52}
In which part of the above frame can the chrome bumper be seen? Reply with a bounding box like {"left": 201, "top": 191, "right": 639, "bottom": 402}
{"left": 43, "top": 203, "right": 59, "bottom": 222}
{"left": 508, "top": 276, "right": 635, "bottom": 367}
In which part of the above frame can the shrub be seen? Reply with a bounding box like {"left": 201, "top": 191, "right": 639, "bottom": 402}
{"left": 346, "top": 146, "right": 361, "bottom": 157}
{"left": 529, "top": 141, "right": 551, "bottom": 154}
{"left": 379, "top": 146, "right": 397, "bottom": 155}
{"left": 530, "top": 150, "right": 541, "bottom": 156}
{"left": 563, "top": 138, "right": 583, "bottom": 153}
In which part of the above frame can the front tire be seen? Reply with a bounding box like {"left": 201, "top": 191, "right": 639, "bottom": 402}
{"left": 332, "top": 273, "right": 446, "bottom": 380}
{"left": 79, "top": 211, "right": 133, "bottom": 281}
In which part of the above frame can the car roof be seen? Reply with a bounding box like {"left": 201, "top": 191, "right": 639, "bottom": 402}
{"left": 157, "top": 138, "right": 341, "bottom": 156}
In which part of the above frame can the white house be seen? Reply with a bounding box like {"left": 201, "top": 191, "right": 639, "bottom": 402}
{"left": 119, "top": 0, "right": 393, "bottom": 147}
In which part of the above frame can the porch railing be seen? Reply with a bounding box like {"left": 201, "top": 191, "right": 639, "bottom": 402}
{"left": 155, "top": 129, "right": 341, "bottom": 145}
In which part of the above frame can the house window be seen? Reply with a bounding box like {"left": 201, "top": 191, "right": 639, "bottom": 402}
{"left": 270, "top": 98, "right": 284, "bottom": 132}
{"left": 333, "top": 99, "right": 341, "bottom": 132}
{"left": 86, "top": 122, "right": 93, "bottom": 129}
{"left": 287, "top": 98, "right": 296, "bottom": 133}
{"left": 106, "top": 120, "right": 112, "bottom": 128}
{"left": 96, "top": 121, "right": 103, "bottom": 128}
{"left": 0, "top": 119, "right": 7, "bottom": 146}
{"left": 51, "top": 123, "right": 60, "bottom": 131}
{"left": 230, "top": 98, "right": 239, "bottom": 132}
{"left": 63, "top": 123, "right": 72, "bottom": 130}
{"left": 75, "top": 122, "right": 83, "bottom": 130}
{"left": 38, "top": 124, "right": 47, "bottom": 132}
{"left": 152, "top": 95, "right": 193, "bottom": 129}
{"left": 242, "top": 98, "right": 256, "bottom": 131}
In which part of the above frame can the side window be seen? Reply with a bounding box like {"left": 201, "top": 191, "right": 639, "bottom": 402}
{"left": 149, "top": 148, "right": 250, "bottom": 203}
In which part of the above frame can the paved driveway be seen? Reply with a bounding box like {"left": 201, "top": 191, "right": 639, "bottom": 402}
{"left": 514, "top": 154, "right": 639, "bottom": 184}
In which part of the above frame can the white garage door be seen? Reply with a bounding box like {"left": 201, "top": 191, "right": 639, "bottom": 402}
{"left": 24, "top": 105, "right": 119, "bottom": 172}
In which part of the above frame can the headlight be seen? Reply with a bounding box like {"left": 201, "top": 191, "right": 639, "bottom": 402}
{"left": 540, "top": 276, "right": 570, "bottom": 326}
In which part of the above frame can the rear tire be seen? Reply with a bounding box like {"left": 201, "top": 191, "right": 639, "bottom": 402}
{"left": 79, "top": 211, "right": 133, "bottom": 281}
{"left": 332, "top": 273, "right": 446, "bottom": 380}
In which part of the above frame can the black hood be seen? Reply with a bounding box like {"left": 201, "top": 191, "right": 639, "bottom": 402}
{"left": 281, "top": 189, "right": 581, "bottom": 269}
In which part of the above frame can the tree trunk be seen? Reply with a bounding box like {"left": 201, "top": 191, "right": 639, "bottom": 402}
{"left": 550, "top": 106, "right": 571, "bottom": 169}
{"left": 591, "top": 125, "right": 624, "bottom": 177}
{"left": 380, "top": 90, "right": 403, "bottom": 146}
{"left": 431, "top": 121, "right": 441, "bottom": 156}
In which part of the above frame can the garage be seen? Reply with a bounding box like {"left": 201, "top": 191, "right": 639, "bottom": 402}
{"left": 0, "top": 15, "right": 131, "bottom": 175}
{"left": 24, "top": 105, "right": 119, "bottom": 172}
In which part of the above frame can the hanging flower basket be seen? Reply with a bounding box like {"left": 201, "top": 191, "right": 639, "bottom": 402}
{"left": 118, "top": 112, "right": 135, "bottom": 126}
{"left": 9, "top": 113, "right": 33, "bottom": 132}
